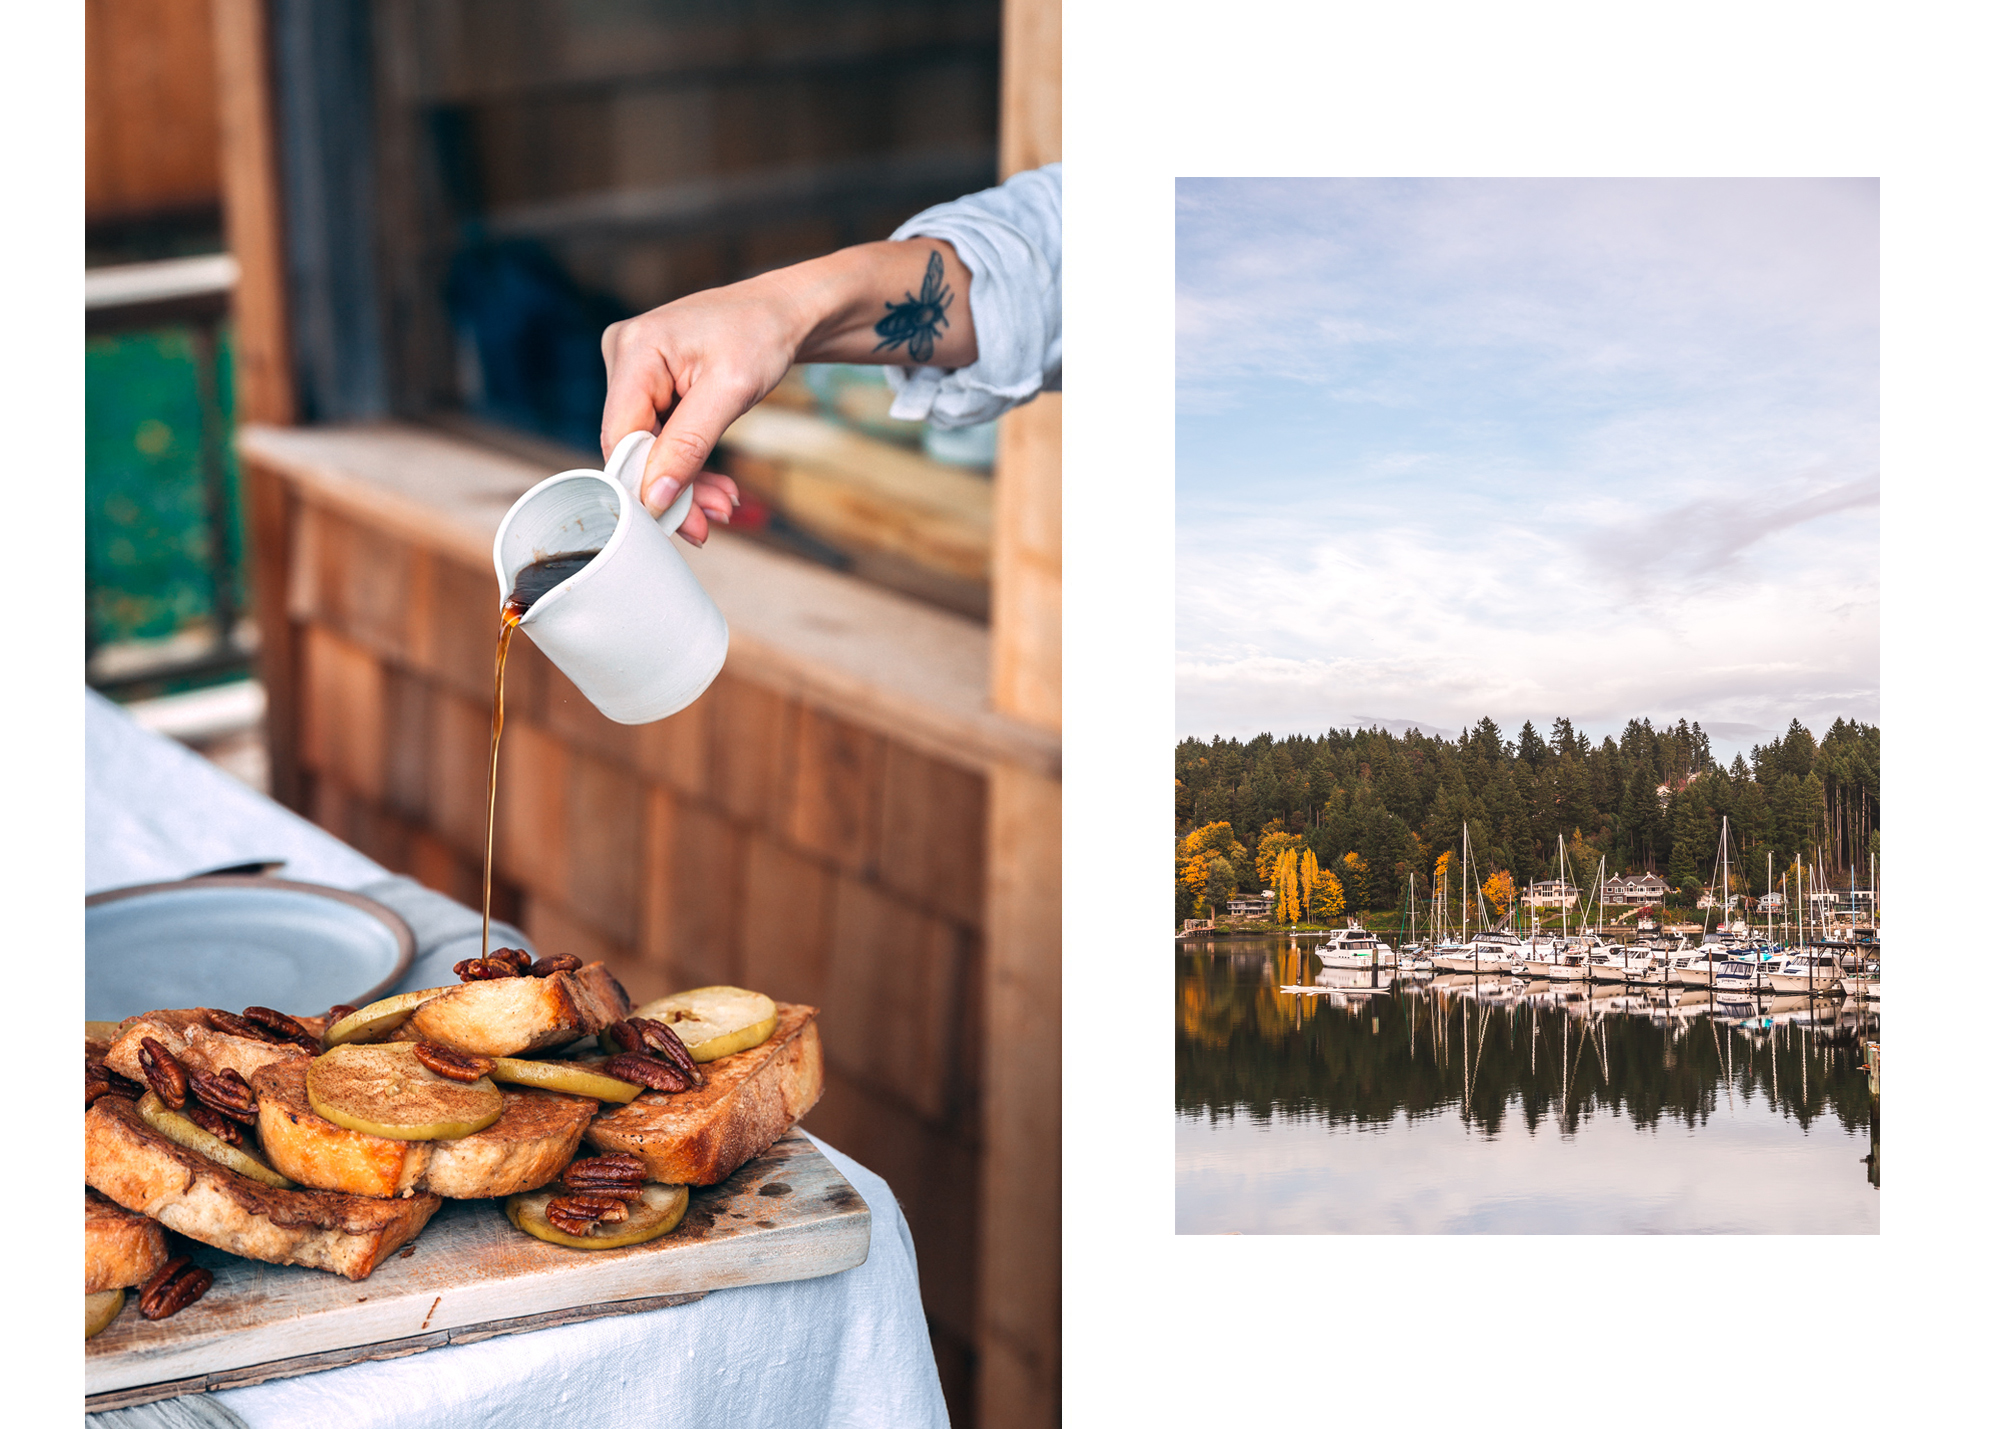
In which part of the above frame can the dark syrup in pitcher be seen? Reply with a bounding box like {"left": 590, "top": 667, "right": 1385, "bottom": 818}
{"left": 481, "top": 549, "right": 602, "bottom": 958}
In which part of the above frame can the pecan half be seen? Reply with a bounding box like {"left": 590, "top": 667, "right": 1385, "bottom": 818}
{"left": 204, "top": 1008, "right": 285, "bottom": 1044}
{"left": 413, "top": 1043, "right": 496, "bottom": 1082}
{"left": 242, "top": 1006, "right": 319, "bottom": 1050}
{"left": 188, "top": 1067, "right": 258, "bottom": 1124}
{"left": 186, "top": 1102, "right": 244, "bottom": 1145}
{"left": 628, "top": 1018, "right": 704, "bottom": 1086}
{"left": 561, "top": 1152, "right": 646, "bottom": 1200}
{"left": 137, "top": 1037, "right": 189, "bottom": 1108}
{"left": 86, "top": 1058, "right": 144, "bottom": 1108}
{"left": 601, "top": 1051, "right": 690, "bottom": 1094}
{"left": 529, "top": 953, "right": 582, "bottom": 977}
{"left": 453, "top": 956, "right": 521, "bottom": 981}
{"left": 544, "top": 1194, "right": 633, "bottom": 1236}
{"left": 492, "top": 947, "right": 534, "bottom": 973}
{"left": 326, "top": 1004, "right": 358, "bottom": 1024}
{"left": 138, "top": 1257, "right": 213, "bottom": 1320}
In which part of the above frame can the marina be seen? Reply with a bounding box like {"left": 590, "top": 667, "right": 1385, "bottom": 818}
{"left": 1177, "top": 936, "right": 1879, "bottom": 1234}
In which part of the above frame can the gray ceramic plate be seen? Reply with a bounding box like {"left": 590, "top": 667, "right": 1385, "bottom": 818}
{"left": 85, "top": 877, "right": 415, "bottom": 1023}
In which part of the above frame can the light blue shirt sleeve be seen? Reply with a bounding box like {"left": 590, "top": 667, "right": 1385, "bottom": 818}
{"left": 882, "top": 162, "right": 1061, "bottom": 428}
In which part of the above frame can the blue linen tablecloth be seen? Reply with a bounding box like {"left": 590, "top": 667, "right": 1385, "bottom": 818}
{"left": 84, "top": 691, "right": 949, "bottom": 1427}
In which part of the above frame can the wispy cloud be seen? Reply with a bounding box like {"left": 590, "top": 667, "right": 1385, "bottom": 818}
{"left": 1177, "top": 179, "right": 1879, "bottom": 756}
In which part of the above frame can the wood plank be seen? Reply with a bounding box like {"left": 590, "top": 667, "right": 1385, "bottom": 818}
{"left": 87, "top": 0, "right": 222, "bottom": 221}
{"left": 725, "top": 404, "right": 992, "bottom": 532}
{"left": 245, "top": 458, "right": 301, "bottom": 806}
{"left": 991, "top": 393, "right": 1060, "bottom": 731}
{"left": 213, "top": 0, "right": 295, "bottom": 426}
{"left": 998, "top": 0, "right": 1060, "bottom": 179}
{"left": 824, "top": 879, "right": 967, "bottom": 1123}
{"left": 86, "top": 1290, "right": 708, "bottom": 1412}
{"left": 977, "top": 764, "right": 1060, "bottom": 1429}
{"left": 86, "top": 1129, "right": 868, "bottom": 1400}
{"left": 235, "top": 423, "right": 1058, "bottom": 779}
{"left": 980, "top": 18, "right": 1059, "bottom": 1415}
{"left": 394, "top": 0, "right": 1001, "bottom": 105}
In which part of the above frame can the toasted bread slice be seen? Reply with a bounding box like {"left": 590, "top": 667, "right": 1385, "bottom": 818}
{"left": 584, "top": 1002, "right": 822, "bottom": 1185}
{"left": 105, "top": 1008, "right": 326, "bottom": 1086}
{"left": 84, "top": 1188, "right": 168, "bottom": 1294}
{"left": 85, "top": 1095, "right": 438, "bottom": 1280}
{"left": 253, "top": 1058, "right": 595, "bottom": 1200}
{"left": 392, "top": 962, "right": 630, "bottom": 1058}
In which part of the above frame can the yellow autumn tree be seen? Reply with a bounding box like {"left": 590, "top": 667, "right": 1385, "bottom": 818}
{"left": 1275, "top": 846, "right": 1302, "bottom": 923}
{"left": 1180, "top": 855, "right": 1214, "bottom": 914}
{"left": 1340, "top": 851, "right": 1369, "bottom": 913}
{"left": 1177, "top": 822, "right": 1248, "bottom": 916}
{"left": 1255, "top": 829, "right": 1303, "bottom": 887}
{"left": 1311, "top": 869, "right": 1345, "bottom": 922}
{"left": 1300, "top": 848, "right": 1321, "bottom": 922}
{"left": 1481, "top": 869, "right": 1516, "bottom": 917}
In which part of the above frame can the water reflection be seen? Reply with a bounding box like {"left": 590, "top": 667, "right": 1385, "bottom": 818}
{"left": 1176, "top": 938, "right": 1879, "bottom": 1233}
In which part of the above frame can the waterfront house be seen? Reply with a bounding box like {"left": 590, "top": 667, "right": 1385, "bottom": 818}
{"left": 1226, "top": 892, "right": 1276, "bottom": 918}
{"left": 1605, "top": 872, "right": 1668, "bottom": 905}
{"left": 1526, "top": 879, "right": 1578, "bottom": 909}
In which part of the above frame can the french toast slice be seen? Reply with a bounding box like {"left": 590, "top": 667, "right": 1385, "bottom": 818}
{"left": 85, "top": 1095, "right": 438, "bottom": 1280}
{"left": 252, "top": 1058, "right": 596, "bottom": 1200}
{"left": 584, "top": 1002, "right": 822, "bottom": 1185}
{"left": 105, "top": 1008, "right": 327, "bottom": 1086}
{"left": 84, "top": 1188, "right": 169, "bottom": 1294}
{"left": 391, "top": 962, "right": 630, "bottom": 1058}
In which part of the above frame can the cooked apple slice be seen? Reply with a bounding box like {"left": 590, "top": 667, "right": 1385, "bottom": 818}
{"left": 505, "top": 1182, "right": 688, "bottom": 1250}
{"left": 620, "top": 987, "right": 778, "bottom": 1063}
{"left": 490, "top": 1057, "right": 643, "bottom": 1103}
{"left": 86, "top": 1020, "right": 124, "bottom": 1045}
{"left": 137, "top": 1091, "right": 295, "bottom": 1188}
{"left": 86, "top": 1288, "right": 125, "bottom": 1340}
{"left": 307, "top": 1043, "right": 503, "bottom": 1141}
{"left": 324, "top": 988, "right": 450, "bottom": 1047}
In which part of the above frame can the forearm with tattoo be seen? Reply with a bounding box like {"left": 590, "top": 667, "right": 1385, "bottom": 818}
{"left": 872, "top": 250, "right": 954, "bottom": 363}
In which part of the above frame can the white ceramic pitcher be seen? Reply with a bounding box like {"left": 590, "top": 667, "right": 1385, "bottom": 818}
{"left": 491, "top": 430, "right": 729, "bottom": 724}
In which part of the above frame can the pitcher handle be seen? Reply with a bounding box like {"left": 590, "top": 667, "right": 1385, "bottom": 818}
{"left": 605, "top": 430, "right": 698, "bottom": 537}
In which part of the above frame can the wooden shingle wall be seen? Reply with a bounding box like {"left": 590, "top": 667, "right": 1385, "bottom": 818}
{"left": 283, "top": 497, "right": 989, "bottom": 1406}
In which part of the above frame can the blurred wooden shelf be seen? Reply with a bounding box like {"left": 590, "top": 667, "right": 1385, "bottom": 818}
{"left": 236, "top": 421, "right": 1051, "bottom": 781}
{"left": 719, "top": 403, "right": 991, "bottom": 589}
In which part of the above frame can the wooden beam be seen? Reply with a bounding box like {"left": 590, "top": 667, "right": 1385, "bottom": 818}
{"left": 86, "top": 0, "right": 223, "bottom": 224}
{"left": 989, "top": 393, "right": 1061, "bottom": 729}
{"left": 212, "top": 0, "right": 295, "bottom": 425}
{"left": 998, "top": 0, "right": 1061, "bottom": 179}
{"left": 244, "top": 457, "right": 301, "bottom": 806}
{"left": 980, "top": 1, "right": 1061, "bottom": 1425}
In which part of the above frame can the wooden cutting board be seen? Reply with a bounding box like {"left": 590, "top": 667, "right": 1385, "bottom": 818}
{"left": 86, "top": 1130, "right": 870, "bottom": 1410}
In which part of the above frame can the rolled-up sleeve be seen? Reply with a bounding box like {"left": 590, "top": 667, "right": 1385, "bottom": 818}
{"left": 883, "top": 163, "right": 1061, "bottom": 429}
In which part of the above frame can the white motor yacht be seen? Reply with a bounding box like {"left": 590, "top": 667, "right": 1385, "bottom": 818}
{"left": 1314, "top": 924, "right": 1396, "bottom": 970}
{"left": 1711, "top": 958, "right": 1760, "bottom": 995}
{"left": 1760, "top": 948, "right": 1844, "bottom": 995}
{"left": 1840, "top": 958, "right": 1881, "bottom": 1000}
{"left": 1465, "top": 929, "right": 1526, "bottom": 975}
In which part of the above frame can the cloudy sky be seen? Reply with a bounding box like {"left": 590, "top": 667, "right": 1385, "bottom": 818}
{"left": 1175, "top": 178, "right": 1879, "bottom": 760}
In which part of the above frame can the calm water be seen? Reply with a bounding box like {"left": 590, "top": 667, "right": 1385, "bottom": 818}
{"left": 1176, "top": 938, "right": 1879, "bottom": 1234}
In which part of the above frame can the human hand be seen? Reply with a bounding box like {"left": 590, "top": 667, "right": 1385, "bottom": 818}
{"left": 600, "top": 271, "right": 810, "bottom": 540}
{"left": 600, "top": 241, "right": 975, "bottom": 543}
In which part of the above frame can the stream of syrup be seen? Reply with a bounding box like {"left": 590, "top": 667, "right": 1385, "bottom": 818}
{"left": 481, "top": 550, "right": 600, "bottom": 959}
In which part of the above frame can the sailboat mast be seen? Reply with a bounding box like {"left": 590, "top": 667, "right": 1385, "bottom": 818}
{"left": 1461, "top": 823, "right": 1469, "bottom": 944}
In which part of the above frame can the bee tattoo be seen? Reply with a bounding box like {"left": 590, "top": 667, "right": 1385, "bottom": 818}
{"left": 873, "top": 250, "right": 954, "bottom": 364}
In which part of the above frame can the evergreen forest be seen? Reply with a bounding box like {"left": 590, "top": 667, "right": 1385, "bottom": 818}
{"left": 1174, "top": 715, "right": 1880, "bottom": 924}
